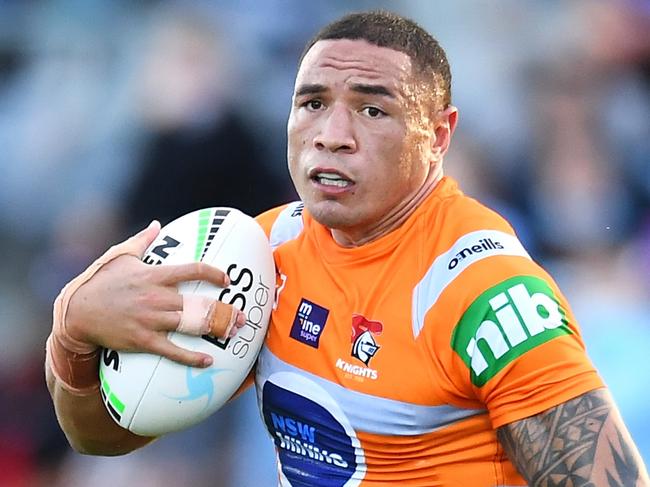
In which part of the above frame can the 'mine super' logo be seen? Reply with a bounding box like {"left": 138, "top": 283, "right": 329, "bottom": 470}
{"left": 290, "top": 298, "right": 329, "bottom": 348}
{"left": 451, "top": 276, "right": 571, "bottom": 386}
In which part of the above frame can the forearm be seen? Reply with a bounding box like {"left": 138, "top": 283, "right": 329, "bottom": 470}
{"left": 45, "top": 336, "right": 155, "bottom": 456}
{"left": 497, "top": 388, "right": 649, "bottom": 486}
{"left": 44, "top": 222, "right": 233, "bottom": 454}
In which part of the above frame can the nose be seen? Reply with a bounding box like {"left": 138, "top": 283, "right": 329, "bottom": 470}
{"left": 313, "top": 104, "right": 357, "bottom": 153}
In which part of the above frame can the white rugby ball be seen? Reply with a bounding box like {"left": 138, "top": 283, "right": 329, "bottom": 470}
{"left": 98, "top": 207, "right": 275, "bottom": 436}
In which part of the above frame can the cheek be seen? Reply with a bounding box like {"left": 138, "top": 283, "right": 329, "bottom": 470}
{"left": 372, "top": 125, "right": 407, "bottom": 159}
{"left": 364, "top": 161, "right": 400, "bottom": 197}
{"left": 287, "top": 121, "right": 310, "bottom": 156}
{"left": 399, "top": 123, "right": 430, "bottom": 176}
{"left": 286, "top": 128, "right": 301, "bottom": 165}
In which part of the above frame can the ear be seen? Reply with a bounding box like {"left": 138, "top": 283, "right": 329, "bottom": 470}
{"left": 431, "top": 105, "right": 458, "bottom": 160}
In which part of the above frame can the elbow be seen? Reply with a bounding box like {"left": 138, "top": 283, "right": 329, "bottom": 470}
{"left": 65, "top": 435, "right": 137, "bottom": 457}
{"left": 63, "top": 429, "right": 150, "bottom": 457}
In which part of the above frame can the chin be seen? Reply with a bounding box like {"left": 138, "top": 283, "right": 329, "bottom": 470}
{"left": 305, "top": 200, "right": 356, "bottom": 229}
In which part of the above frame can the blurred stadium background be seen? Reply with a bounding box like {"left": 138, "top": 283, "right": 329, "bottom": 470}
{"left": 0, "top": 0, "right": 647, "bottom": 485}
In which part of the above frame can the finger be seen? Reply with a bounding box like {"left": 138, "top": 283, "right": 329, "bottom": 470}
{"left": 141, "top": 287, "right": 183, "bottom": 312}
{"left": 102, "top": 220, "right": 162, "bottom": 263}
{"left": 93, "top": 220, "right": 162, "bottom": 270}
{"left": 147, "top": 310, "right": 184, "bottom": 331}
{"left": 206, "top": 300, "right": 247, "bottom": 338}
{"left": 125, "top": 220, "right": 162, "bottom": 258}
{"left": 176, "top": 295, "right": 246, "bottom": 338}
{"left": 157, "top": 261, "right": 230, "bottom": 287}
{"left": 146, "top": 332, "right": 213, "bottom": 368}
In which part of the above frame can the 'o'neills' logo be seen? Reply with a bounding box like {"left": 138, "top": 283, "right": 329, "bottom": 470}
{"left": 448, "top": 238, "right": 504, "bottom": 270}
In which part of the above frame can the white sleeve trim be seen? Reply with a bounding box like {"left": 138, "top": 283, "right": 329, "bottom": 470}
{"left": 411, "top": 230, "right": 531, "bottom": 338}
{"left": 269, "top": 201, "right": 305, "bottom": 250}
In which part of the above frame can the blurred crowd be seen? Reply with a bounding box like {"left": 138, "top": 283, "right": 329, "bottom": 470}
{"left": 0, "top": 0, "right": 647, "bottom": 485}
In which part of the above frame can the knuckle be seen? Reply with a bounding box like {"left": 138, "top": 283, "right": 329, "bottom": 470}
{"left": 133, "top": 288, "right": 148, "bottom": 303}
{"left": 139, "top": 265, "right": 159, "bottom": 282}
{"left": 193, "top": 261, "right": 206, "bottom": 276}
{"left": 139, "top": 312, "right": 159, "bottom": 328}
{"left": 135, "top": 289, "right": 162, "bottom": 309}
{"left": 130, "top": 328, "right": 152, "bottom": 349}
{"left": 152, "top": 290, "right": 166, "bottom": 307}
{"left": 133, "top": 293, "right": 150, "bottom": 310}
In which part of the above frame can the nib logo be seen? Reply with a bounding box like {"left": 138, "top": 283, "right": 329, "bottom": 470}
{"left": 351, "top": 315, "right": 383, "bottom": 366}
{"left": 452, "top": 275, "right": 572, "bottom": 386}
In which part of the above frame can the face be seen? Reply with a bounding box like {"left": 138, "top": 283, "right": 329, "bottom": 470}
{"left": 287, "top": 39, "right": 446, "bottom": 244}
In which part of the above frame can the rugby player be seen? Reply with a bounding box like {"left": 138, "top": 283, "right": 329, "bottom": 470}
{"left": 46, "top": 11, "right": 649, "bottom": 486}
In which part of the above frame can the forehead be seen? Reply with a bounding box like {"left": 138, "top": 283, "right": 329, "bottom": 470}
{"left": 296, "top": 39, "right": 414, "bottom": 90}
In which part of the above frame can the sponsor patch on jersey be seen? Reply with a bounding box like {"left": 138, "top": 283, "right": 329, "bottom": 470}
{"left": 451, "top": 276, "right": 571, "bottom": 386}
{"left": 290, "top": 298, "right": 329, "bottom": 348}
{"left": 262, "top": 376, "right": 364, "bottom": 486}
{"left": 350, "top": 315, "right": 382, "bottom": 366}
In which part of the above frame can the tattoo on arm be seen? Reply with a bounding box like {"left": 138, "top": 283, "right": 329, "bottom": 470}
{"left": 497, "top": 388, "right": 649, "bottom": 487}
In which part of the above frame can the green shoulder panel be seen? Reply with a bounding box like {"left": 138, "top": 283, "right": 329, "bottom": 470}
{"left": 451, "top": 275, "right": 572, "bottom": 387}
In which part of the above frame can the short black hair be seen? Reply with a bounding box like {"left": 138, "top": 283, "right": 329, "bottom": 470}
{"left": 299, "top": 10, "right": 452, "bottom": 108}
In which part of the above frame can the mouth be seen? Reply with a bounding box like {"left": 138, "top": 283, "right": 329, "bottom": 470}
{"left": 308, "top": 168, "right": 355, "bottom": 190}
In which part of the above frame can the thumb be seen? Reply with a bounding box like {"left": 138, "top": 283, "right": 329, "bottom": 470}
{"left": 126, "top": 220, "right": 162, "bottom": 258}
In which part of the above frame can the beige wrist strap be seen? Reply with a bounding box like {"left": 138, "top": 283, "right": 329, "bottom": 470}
{"left": 46, "top": 333, "right": 100, "bottom": 396}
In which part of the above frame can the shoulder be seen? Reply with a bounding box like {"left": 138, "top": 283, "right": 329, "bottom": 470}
{"left": 416, "top": 179, "right": 529, "bottom": 294}
{"left": 418, "top": 177, "right": 518, "bottom": 249}
{"left": 419, "top": 185, "right": 604, "bottom": 424}
{"left": 433, "top": 179, "right": 515, "bottom": 234}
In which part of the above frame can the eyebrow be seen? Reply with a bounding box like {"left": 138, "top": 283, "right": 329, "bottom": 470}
{"left": 294, "top": 84, "right": 327, "bottom": 97}
{"left": 349, "top": 83, "right": 395, "bottom": 98}
{"left": 294, "top": 83, "right": 396, "bottom": 99}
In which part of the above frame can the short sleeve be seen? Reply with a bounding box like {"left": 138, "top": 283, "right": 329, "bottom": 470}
{"left": 440, "top": 255, "right": 604, "bottom": 428}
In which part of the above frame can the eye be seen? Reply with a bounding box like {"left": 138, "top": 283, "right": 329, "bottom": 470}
{"left": 361, "top": 106, "right": 386, "bottom": 118}
{"left": 302, "top": 99, "right": 324, "bottom": 111}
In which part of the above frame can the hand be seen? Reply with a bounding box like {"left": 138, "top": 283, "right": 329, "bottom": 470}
{"left": 63, "top": 222, "right": 244, "bottom": 367}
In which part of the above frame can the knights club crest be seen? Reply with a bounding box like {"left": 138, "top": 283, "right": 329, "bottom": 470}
{"left": 351, "top": 314, "right": 383, "bottom": 366}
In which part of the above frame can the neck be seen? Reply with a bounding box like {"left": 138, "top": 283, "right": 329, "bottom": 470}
{"left": 331, "top": 169, "right": 443, "bottom": 248}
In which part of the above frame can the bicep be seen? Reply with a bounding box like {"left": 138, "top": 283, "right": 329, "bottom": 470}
{"left": 497, "top": 388, "right": 649, "bottom": 486}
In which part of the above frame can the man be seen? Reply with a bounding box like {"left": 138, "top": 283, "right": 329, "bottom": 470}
{"left": 46, "top": 11, "right": 648, "bottom": 486}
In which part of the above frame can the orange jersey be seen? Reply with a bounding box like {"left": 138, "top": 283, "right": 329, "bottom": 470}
{"left": 253, "top": 177, "right": 603, "bottom": 486}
